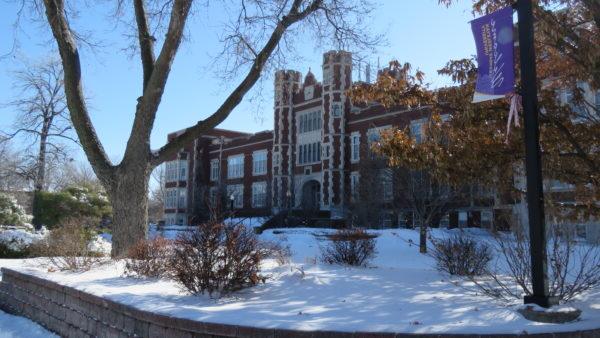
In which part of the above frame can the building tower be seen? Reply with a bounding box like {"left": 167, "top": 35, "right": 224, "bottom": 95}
{"left": 321, "top": 50, "right": 352, "bottom": 217}
{"left": 272, "top": 70, "right": 301, "bottom": 211}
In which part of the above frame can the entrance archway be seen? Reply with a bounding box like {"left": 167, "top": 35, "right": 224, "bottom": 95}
{"left": 301, "top": 180, "right": 321, "bottom": 212}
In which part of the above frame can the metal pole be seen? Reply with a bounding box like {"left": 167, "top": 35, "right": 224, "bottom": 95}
{"left": 516, "top": 0, "right": 557, "bottom": 308}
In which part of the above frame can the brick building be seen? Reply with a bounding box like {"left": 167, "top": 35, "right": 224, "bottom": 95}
{"left": 163, "top": 50, "right": 460, "bottom": 226}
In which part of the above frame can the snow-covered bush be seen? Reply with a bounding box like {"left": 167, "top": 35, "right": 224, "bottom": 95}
{"left": 431, "top": 232, "right": 492, "bottom": 276}
{"left": 0, "top": 227, "right": 47, "bottom": 258}
{"left": 0, "top": 193, "right": 32, "bottom": 226}
{"left": 32, "top": 218, "right": 103, "bottom": 271}
{"left": 124, "top": 236, "right": 172, "bottom": 278}
{"left": 33, "top": 185, "right": 111, "bottom": 229}
{"left": 170, "top": 221, "right": 266, "bottom": 296}
{"left": 471, "top": 224, "right": 600, "bottom": 302}
{"left": 320, "top": 229, "right": 377, "bottom": 267}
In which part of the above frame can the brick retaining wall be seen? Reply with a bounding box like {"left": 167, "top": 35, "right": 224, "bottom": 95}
{"left": 1, "top": 268, "right": 599, "bottom": 338}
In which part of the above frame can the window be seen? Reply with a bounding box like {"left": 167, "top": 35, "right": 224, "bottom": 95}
{"left": 596, "top": 90, "right": 600, "bottom": 112}
{"left": 481, "top": 210, "right": 493, "bottom": 228}
{"left": 298, "top": 142, "right": 321, "bottom": 164}
{"left": 179, "top": 160, "right": 187, "bottom": 181}
{"left": 227, "top": 184, "right": 244, "bottom": 208}
{"left": 209, "top": 187, "right": 219, "bottom": 206}
{"left": 165, "top": 161, "right": 177, "bottom": 182}
{"left": 380, "top": 169, "right": 393, "bottom": 201}
{"left": 323, "top": 67, "right": 332, "bottom": 86}
{"left": 165, "top": 160, "right": 187, "bottom": 182}
{"left": 458, "top": 212, "right": 468, "bottom": 228}
{"left": 410, "top": 120, "right": 424, "bottom": 143}
{"left": 351, "top": 133, "right": 360, "bottom": 162}
{"left": 298, "top": 111, "right": 321, "bottom": 134}
{"left": 178, "top": 189, "right": 187, "bottom": 208}
{"left": 332, "top": 104, "right": 342, "bottom": 117}
{"left": 252, "top": 182, "right": 267, "bottom": 208}
{"left": 210, "top": 159, "right": 220, "bottom": 181}
{"left": 165, "top": 188, "right": 186, "bottom": 209}
{"left": 253, "top": 150, "right": 268, "bottom": 175}
{"left": 350, "top": 172, "right": 359, "bottom": 199}
{"left": 227, "top": 155, "right": 244, "bottom": 179}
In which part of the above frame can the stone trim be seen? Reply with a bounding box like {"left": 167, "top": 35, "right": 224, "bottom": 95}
{"left": 1, "top": 268, "right": 598, "bottom": 338}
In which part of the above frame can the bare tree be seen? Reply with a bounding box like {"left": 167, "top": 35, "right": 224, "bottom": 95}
{"left": 0, "top": 139, "right": 31, "bottom": 191}
{"left": 148, "top": 165, "right": 165, "bottom": 224}
{"left": 1, "top": 58, "right": 75, "bottom": 194}
{"left": 17, "top": 0, "right": 380, "bottom": 256}
{"left": 392, "top": 168, "right": 460, "bottom": 253}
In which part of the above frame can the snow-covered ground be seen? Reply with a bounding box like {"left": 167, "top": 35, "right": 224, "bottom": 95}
{"left": 1, "top": 228, "right": 599, "bottom": 334}
{"left": 0, "top": 309, "right": 57, "bottom": 338}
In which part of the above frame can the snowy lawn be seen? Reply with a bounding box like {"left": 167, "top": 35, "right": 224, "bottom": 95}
{"left": 1, "top": 228, "right": 600, "bottom": 335}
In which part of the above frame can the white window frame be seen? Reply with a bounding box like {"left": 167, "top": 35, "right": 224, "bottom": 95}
{"left": 227, "top": 184, "right": 244, "bottom": 209}
{"left": 252, "top": 150, "right": 268, "bottom": 176}
{"left": 210, "top": 159, "right": 220, "bottom": 182}
{"left": 227, "top": 154, "right": 244, "bottom": 179}
{"left": 350, "top": 132, "right": 360, "bottom": 163}
{"left": 252, "top": 182, "right": 267, "bottom": 208}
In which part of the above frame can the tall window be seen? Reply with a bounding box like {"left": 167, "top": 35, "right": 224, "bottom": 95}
{"left": 380, "top": 169, "right": 393, "bottom": 201}
{"left": 165, "top": 188, "right": 176, "bottom": 209}
{"left": 179, "top": 160, "right": 187, "bottom": 181}
{"left": 298, "top": 142, "right": 321, "bottom": 164}
{"left": 227, "top": 184, "right": 244, "bottom": 208}
{"left": 227, "top": 155, "right": 244, "bottom": 179}
{"left": 178, "top": 188, "right": 187, "bottom": 208}
{"left": 210, "top": 159, "right": 220, "bottom": 181}
{"left": 596, "top": 90, "right": 600, "bottom": 112}
{"left": 350, "top": 172, "right": 359, "bottom": 199}
{"left": 298, "top": 111, "right": 321, "bottom": 133}
{"left": 323, "top": 67, "right": 332, "bottom": 86}
{"left": 351, "top": 133, "right": 360, "bottom": 162}
{"left": 253, "top": 150, "right": 268, "bottom": 175}
{"left": 252, "top": 182, "right": 267, "bottom": 208}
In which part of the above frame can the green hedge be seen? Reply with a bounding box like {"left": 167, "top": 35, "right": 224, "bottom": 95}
{"left": 33, "top": 185, "right": 112, "bottom": 229}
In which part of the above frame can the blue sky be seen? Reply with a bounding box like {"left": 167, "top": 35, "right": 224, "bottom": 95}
{"left": 0, "top": 0, "right": 476, "bottom": 164}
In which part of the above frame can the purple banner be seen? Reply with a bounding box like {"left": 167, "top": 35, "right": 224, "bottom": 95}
{"left": 471, "top": 7, "right": 515, "bottom": 102}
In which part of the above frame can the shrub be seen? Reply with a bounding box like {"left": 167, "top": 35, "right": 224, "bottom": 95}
{"left": 124, "top": 236, "right": 172, "bottom": 278}
{"left": 0, "top": 193, "right": 32, "bottom": 226}
{"left": 31, "top": 218, "right": 103, "bottom": 271}
{"left": 0, "top": 227, "right": 48, "bottom": 258}
{"left": 431, "top": 232, "right": 493, "bottom": 276}
{"left": 261, "top": 240, "right": 292, "bottom": 266}
{"left": 33, "top": 185, "right": 112, "bottom": 229}
{"left": 471, "top": 224, "right": 600, "bottom": 302}
{"left": 170, "top": 221, "right": 266, "bottom": 296}
{"left": 320, "top": 228, "right": 377, "bottom": 267}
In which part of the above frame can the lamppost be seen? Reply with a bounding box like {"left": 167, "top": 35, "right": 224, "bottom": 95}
{"left": 229, "top": 194, "right": 235, "bottom": 213}
{"left": 516, "top": 0, "right": 557, "bottom": 308}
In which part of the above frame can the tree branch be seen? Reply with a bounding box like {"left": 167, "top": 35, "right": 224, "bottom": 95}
{"left": 123, "top": 0, "right": 193, "bottom": 164}
{"left": 42, "top": 0, "right": 113, "bottom": 179}
{"left": 134, "top": 0, "right": 156, "bottom": 91}
{"left": 152, "top": 0, "right": 323, "bottom": 166}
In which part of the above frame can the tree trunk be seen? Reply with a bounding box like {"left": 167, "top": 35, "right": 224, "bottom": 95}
{"left": 34, "top": 134, "right": 47, "bottom": 192}
{"left": 108, "top": 167, "right": 150, "bottom": 257}
{"left": 419, "top": 223, "right": 428, "bottom": 254}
